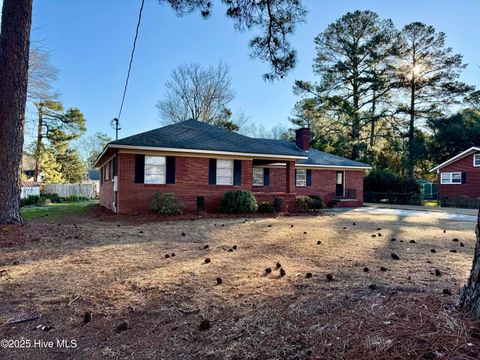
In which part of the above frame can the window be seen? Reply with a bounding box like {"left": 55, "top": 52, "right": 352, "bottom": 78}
{"left": 105, "top": 161, "right": 110, "bottom": 181}
{"left": 145, "top": 156, "right": 166, "bottom": 184}
{"left": 440, "top": 172, "right": 462, "bottom": 184}
{"left": 216, "top": 159, "right": 234, "bottom": 185}
{"left": 253, "top": 167, "right": 264, "bottom": 186}
{"left": 474, "top": 154, "right": 480, "bottom": 167}
{"left": 296, "top": 169, "right": 307, "bottom": 187}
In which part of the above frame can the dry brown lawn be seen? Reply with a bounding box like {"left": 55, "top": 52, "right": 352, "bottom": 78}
{"left": 1, "top": 207, "right": 480, "bottom": 359}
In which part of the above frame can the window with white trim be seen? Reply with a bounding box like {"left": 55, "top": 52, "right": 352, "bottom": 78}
{"left": 296, "top": 169, "right": 307, "bottom": 187}
{"left": 474, "top": 154, "right": 480, "bottom": 167}
{"left": 145, "top": 156, "right": 166, "bottom": 184}
{"left": 105, "top": 161, "right": 110, "bottom": 181}
{"left": 216, "top": 159, "right": 234, "bottom": 185}
{"left": 253, "top": 167, "right": 264, "bottom": 186}
{"left": 440, "top": 172, "right": 462, "bottom": 184}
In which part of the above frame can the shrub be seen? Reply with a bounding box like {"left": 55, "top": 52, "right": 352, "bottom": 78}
{"left": 364, "top": 169, "right": 420, "bottom": 194}
{"left": 273, "top": 197, "right": 284, "bottom": 212}
{"left": 37, "top": 196, "right": 51, "bottom": 206}
{"left": 20, "top": 195, "right": 40, "bottom": 207}
{"left": 61, "top": 195, "right": 88, "bottom": 202}
{"left": 308, "top": 195, "right": 324, "bottom": 210}
{"left": 220, "top": 190, "right": 257, "bottom": 214}
{"left": 149, "top": 192, "right": 184, "bottom": 215}
{"left": 257, "top": 201, "right": 275, "bottom": 213}
{"left": 440, "top": 195, "right": 479, "bottom": 209}
{"left": 364, "top": 168, "right": 421, "bottom": 205}
{"left": 43, "top": 193, "right": 61, "bottom": 203}
{"left": 150, "top": 192, "right": 163, "bottom": 213}
{"left": 295, "top": 195, "right": 311, "bottom": 213}
{"left": 197, "top": 196, "right": 206, "bottom": 212}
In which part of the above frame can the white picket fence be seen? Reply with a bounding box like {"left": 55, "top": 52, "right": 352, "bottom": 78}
{"left": 20, "top": 186, "right": 40, "bottom": 199}
{"left": 41, "top": 184, "right": 96, "bottom": 199}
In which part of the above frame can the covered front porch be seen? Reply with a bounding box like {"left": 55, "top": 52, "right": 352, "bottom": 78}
{"left": 250, "top": 159, "right": 297, "bottom": 211}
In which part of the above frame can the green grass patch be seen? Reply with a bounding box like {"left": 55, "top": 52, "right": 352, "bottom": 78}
{"left": 21, "top": 200, "right": 98, "bottom": 221}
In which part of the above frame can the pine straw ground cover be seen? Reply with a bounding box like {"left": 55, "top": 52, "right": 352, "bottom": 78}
{"left": 1, "top": 208, "right": 480, "bottom": 359}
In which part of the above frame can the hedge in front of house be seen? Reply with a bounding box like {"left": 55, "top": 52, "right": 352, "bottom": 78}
{"left": 220, "top": 190, "right": 258, "bottom": 214}
{"left": 257, "top": 201, "right": 275, "bottom": 213}
{"left": 295, "top": 195, "right": 311, "bottom": 213}
{"left": 150, "top": 192, "right": 184, "bottom": 215}
{"left": 295, "top": 195, "right": 325, "bottom": 212}
{"left": 307, "top": 195, "right": 325, "bottom": 210}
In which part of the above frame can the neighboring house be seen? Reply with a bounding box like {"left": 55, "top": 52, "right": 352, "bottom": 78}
{"left": 430, "top": 146, "right": 480, "bottom": 201}
{"left": 94, "top": 120, "right": 370, "bottom": 214}
{"left": 85, "top": 169, "right": 101, "bottom": 195}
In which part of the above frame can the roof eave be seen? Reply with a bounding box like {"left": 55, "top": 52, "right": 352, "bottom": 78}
{"left": 97, "top": 144, "right": 308, "bottom": 162}
{"left": 430, "top": 146, "right": 480, "bottom": 172}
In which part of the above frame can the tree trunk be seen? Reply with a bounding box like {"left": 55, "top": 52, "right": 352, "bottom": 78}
{"left": 407, "top": 79, "right": 415, "bottom": 179}
{"left": 459, "top": 208, "right": 480, "bottom": 317}
{"left": 351, "top": 80, "right": 360, "bottom": 160}
{"left": 33, "top": 103, "right": 44, "bottom": 182}
{"left": 369, "top": 90, "right": 376, "bottom": 147}
{"left": 0, "top": 0, "right": 33, "bottom": 224}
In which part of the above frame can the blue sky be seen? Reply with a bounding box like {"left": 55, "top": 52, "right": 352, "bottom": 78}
{"left": 20, "top": 0, "right": 480, "bottom": 141}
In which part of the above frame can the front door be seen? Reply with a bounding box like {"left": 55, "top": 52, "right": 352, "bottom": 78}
{"left": 336, "top": 171, "right": 344, "bottom": 198}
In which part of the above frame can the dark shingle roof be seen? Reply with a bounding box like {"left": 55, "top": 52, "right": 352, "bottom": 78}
{"left": 258, "top": 139, "right": 370, "bottom": 168}
{"left": 110, "top": 120, "right": 304, "bottom": 157}
{"left": 107, "top": 119, "right": 370, "bottom": 168}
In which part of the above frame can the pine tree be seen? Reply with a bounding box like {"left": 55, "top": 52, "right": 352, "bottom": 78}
{"left": 395, "top": 22, "right": 473, "bottom": 178}
{"left": 33, "top": 100, "right": 86, "bottom": 182}
{"left": 294, "top": 10, "right": 398, "bottom": 160}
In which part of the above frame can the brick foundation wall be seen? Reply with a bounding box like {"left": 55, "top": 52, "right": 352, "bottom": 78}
{"left": 437, "top": 153, "right": 480, "bottom": 200}
{"left": 117, "top": 153, "right": 253, "bottom": 214}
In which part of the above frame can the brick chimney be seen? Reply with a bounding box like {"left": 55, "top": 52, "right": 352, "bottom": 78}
{"left": 295, "top": 128, "right": 311, "bottom": 151}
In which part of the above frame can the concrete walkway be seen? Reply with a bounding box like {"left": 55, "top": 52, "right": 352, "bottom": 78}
{"left": 356, "top": 203, "right": 478, "bottom": 222}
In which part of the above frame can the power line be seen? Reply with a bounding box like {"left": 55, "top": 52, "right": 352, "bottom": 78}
{"left": 117, "top": 0, "right": 145, "bottom": 120}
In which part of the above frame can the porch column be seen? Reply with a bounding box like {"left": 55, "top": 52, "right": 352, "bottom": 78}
{"left": 286, "top": 160, "right": 295, "bottom": 193}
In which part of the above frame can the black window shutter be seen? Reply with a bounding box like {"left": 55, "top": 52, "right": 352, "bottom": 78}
{"left": 306, "top": 169, "right": 312, "bottom": 186}
{"left": 234, "top": 160, "right": 242, "bottom": 185}
{"left": 462, "top": 172, "right": 467, "bottom": 184}
{"left": 264, "top": 168, "right": 270, "bottom": 186}
{"left": 208, "top": 159, "right": 217, "bottom": 185}
{"left": 166, "top": 156, "right": 176, "bottom": 184}
{"left": 134, "top": 154, "right": 145, "bottom": 183}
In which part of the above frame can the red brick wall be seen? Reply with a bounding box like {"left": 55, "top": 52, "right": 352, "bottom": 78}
{"left": 437, "top": 152, "right": 480, "bottom": 200}
{"left": 99, "top": 153, "right": 366, "bottom": 213}
{"left": 254, "top": 167, "right": 364, "bottom": 206}
{"left": 117, "top": 153, "right": 253, "bottom": 214}
{"left": 99, "top": 175, "right": 115, "bottom": 211}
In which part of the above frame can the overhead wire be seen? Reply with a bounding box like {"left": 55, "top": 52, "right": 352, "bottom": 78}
{"left": 117, "top": 0, "right": 145, "bottom": 120}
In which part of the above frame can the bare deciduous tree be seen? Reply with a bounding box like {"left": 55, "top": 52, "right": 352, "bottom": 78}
{"left": 157, "top": 62, "right": 235, "bottom": 124}
{"left": 27, "top": 46, "right": 59, "bottom": 101}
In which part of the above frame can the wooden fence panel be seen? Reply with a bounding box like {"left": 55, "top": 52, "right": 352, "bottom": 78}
{"left": 41, "top": 184, "right": 96, "bottom": 199}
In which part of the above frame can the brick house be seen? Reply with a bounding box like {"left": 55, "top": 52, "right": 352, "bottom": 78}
{"left": 430, "top": 146, "right": 480, "bottom": 201}
{"left": 94, "top": 120, "right": 370, "bottom": 214}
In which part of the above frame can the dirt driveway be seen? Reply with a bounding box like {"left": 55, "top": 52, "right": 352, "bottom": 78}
{"left": 1, "top": 207, "right": 479, "bottom": 359}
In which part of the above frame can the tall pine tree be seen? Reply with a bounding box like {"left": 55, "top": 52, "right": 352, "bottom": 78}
{"left": 395, "top": 22, "right": 473, "bottom": 178}
{"left": 294, "top": 10, "right": 399, "bottom": 160}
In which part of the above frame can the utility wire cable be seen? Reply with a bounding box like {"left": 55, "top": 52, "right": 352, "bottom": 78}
{"left": 117, "top": 0, "right": 145, "bottom": 120}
